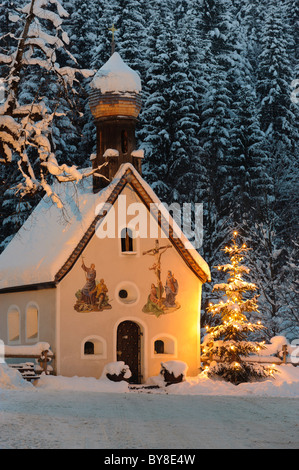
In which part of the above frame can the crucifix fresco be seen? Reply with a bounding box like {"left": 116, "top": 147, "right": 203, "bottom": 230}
{"left": 142, "top": 240, "right": 180, "bottom": 317}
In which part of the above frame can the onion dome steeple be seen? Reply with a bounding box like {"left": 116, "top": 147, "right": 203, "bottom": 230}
{"left": 89, "top": 46, "right": 143, "bottom": 192}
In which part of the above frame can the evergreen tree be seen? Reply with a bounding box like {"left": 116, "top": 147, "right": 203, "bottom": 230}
{"left": 65, "top": 0, "right": 103, "bottom": 69}
{"left": 197, "top": 0, "right": 236, "bottom": 214}
{"left": 258, "top": 1, "right": 297, "bottom": 155}
{"left": 63, "top": 0, "right": 106, "bottom": 167}
{"left": 163, "top": 30, "right": 201, "bottom": 202}
{"left": 0, "top": 164, "right": 38, "bottom": 252}
{"left": 203, "top": 232, "right": 277, "bottom": 384}
{"left": 229, "top": 20, "right": 270, "bottom": 222}
{"left": 140, "top": 14, "right": 202, "bottom": 202}
{"left": 257, "top": 0, "right": 298, "bottom": 242}
{"left": 89, "top": 0, "right": 115, "bottom": 71}
{"left": 138, "top": 15, "right": 172, "bottom": 199}
{"left": 115, "top": 0, "right": 147, "bottom": 75}
{"left": 245, "top": 219, "right": 297, "bottom": 341}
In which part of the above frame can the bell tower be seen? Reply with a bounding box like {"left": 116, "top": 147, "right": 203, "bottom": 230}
{"left": 89, "top": 50, "right": 143, "bottom": 192}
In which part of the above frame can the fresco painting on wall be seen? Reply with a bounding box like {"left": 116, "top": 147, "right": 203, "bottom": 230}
{"left": 74, "top": 259, "right": 112, "bottom": 312}
{"left": 142, "top": 240, "right": 180, "bottom": 317}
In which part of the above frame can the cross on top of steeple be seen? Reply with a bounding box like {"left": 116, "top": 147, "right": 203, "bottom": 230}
{"left": 109, "top": 24, "right": 118, "bottom": 54}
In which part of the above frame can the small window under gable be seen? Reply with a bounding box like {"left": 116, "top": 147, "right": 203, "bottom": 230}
{"left": 121, "top": 227, "right": 134, "bottom": 253}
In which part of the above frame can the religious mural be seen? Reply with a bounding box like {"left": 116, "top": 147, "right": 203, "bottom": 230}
{"left": 142, "top": 240, "right": 180, "bottom": 317}
{"left": 74, "top": 259, "right": 112, "bottom": 312}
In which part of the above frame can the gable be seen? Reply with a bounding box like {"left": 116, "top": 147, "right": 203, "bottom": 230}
{"left": 55, "top": 168, "right": 210, "bottom": 285}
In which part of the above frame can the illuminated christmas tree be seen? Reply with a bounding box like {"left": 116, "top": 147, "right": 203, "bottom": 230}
{"left": 203, "top": 232, "right": 276, "bottom": 385}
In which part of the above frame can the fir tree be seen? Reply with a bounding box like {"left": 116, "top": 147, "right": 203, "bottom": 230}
{"left": 65, "top": 0, "right": 102, "bottom": 69}
{"left": 115, "top": 0, "right": 147, "bottom": 75}
{"left": 138, "top": 14, "right": 172, "bottom": 199}
{"left": 245, "top": 219, "right": 297, "bottom": 340}
{"left": 258, "top": 0, "right": 296, "bottom": 152}
{"left": 197, "top": 0, "right": 236, "bottom": 214}
{"left": 257, "top": 0, "right": 298, "bottom": 206}
{"left": 229, "top": 22, "right": 270, "bottom": 222}
{"left": 163, "top": 30, "right": 201, "bottom": 202}
{"left": 203, "top": 231, "right": 277, "bottom": 385}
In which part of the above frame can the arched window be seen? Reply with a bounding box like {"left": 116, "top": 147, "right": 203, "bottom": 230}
{"left": 84, "top": 341, "right": 94, "bottom": 355}
{"left": 121, "top": 130, "right": 128, "bottom": 154}
{"left": 152, "top": 335, "right": 177, "bottom": 356}
{"left": 121, "top": 227, "right": 134, "bottom": 252}
{"left": 26, "top": 304, "right": 38, "bottom": 341}
{"left": 7, "top": 307, "right": 20, "bottom": 343}
{"left": 154, "top": 340, "right": 164, "bottom": 354}
{"left": 82, "top": 336, "right": 107, "bottom": 359}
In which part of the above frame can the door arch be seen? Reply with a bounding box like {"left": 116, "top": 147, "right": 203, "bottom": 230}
{"left": 117, "top": 321, "right": 141, "bottom": 384}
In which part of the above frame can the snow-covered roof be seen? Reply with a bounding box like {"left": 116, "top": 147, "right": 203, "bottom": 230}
{"left": 0, "top": 164, "right": 210, "bottom": 291}
{"left": 0, "top": 171, "right": 100, "bottom": 289}
{"left": 90, "top": 52, "right": 141, "bottom": 94}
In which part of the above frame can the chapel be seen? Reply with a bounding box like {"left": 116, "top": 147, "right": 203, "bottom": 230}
{"left": 0, "top": 46, "right": 210, "bottom": 383}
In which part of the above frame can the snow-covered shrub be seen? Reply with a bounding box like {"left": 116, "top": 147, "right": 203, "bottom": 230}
{"left": 207, "top": 361, "right": 276, "bottom": 386}
{"left": 160, "top": 361, "right": 188, "bottom": 386}
{"left": 102, "top": 361, "right": 132, "bottom": 383}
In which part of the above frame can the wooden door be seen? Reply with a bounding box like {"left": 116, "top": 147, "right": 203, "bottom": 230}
{"left": 117, "top": 321, "right": 141, "bottom": 384}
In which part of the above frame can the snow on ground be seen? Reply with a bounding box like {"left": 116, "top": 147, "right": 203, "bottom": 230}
{"left": 2, "top": 361, "right": 299, "bottom": 398}
{"left": 0, "top": 363, "right": 33, "bottom": 391}
{"left": 0, "top": 362, "right": 298, "bottom": 449}
{"left": 167, "top": 365, "right": 299, "bottom": 398}
{"left": 0, "top": 387, "right": 298, "bottom": 449}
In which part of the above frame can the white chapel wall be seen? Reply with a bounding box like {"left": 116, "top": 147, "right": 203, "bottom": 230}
{"left": 0, "top": 289, "right": 57, "bottom": 358}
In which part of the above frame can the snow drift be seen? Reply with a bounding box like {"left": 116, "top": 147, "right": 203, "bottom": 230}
{"left": 0, "top": 363, "right": 33, "bottom": 390}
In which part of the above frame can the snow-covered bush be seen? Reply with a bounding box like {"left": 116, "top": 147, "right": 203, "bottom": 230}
{"left": 102, "top": 361, "right": 132, "bottom": 383}
{"left": 160, "top": 361, "right": 188, "bottom": 386}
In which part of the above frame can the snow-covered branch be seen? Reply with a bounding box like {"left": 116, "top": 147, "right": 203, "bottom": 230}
{"left": 41, "top": 156, "right": 108, "bottom": 183}
{"left": 0, "top": 0, "right": 97, "bottom": 208}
